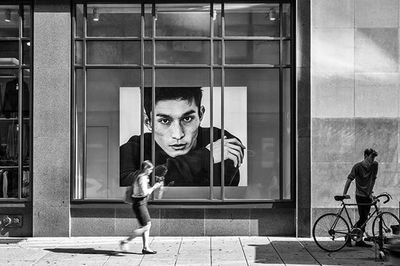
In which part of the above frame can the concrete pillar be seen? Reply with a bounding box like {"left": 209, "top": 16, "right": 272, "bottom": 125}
{"left": 296, "top": 0, "right": 311, "bottom": 237}
{"left": 32, "top": 2, "right": 71, "bottom": 237}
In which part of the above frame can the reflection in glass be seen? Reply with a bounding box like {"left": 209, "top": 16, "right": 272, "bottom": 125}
{"left": 155, "top": 4, "right": 210, "bottom": 37}
{"left": 86, "top": 69, "right": 140, "bottom": 199}
{"left": 283, "top": 4, "right": 291, "bottom": 37}
{"left": 225, "top": 41, "right": 279, "bottom": 65}
{"left": 144, "top": 5, "right": 153, "bottom": 38}
{"left": 75, "top": 4, "right": 84, "bottom": 38}
{"left": 225, "top": 4, "right": 279, "bottom": 37}
{"left": 156, "top": 41, "right": 210, "bottom": 64}
{"left": 75, "top": 41, "right": 83, "bottom": 65}
{"left": 282, "top": 69, "right": 291, "bottom": 199}
{"left": 87, "top": 4, "right": 141, "bottom": 37}
{"left": 0, "top": 6, "right": 19, "bottom": 37}
{"left": 213, "top": 4, "right": 222, "bottom": 37}
{"left": 22, "top": 74, "right": 31, "bottom": 198}
{"left": 225, "top": 69, "right": 280, "bottom": 200}
{"left": 0, "top": 41, "right": 19, "bottom": 66}
{"left": 23, "top": 41, "right": 31, "bottom": 65}
{"left": 74, "top": 70, "right": 84, "bottom": 199}
{"left": 87, "top": 41, "right": 140, "bottom": 64}
{"left": 23, "top": 6, "right": 31, "bottom": 38}
{"left": 283, "top": 40, "right": 291, "bottom": 65}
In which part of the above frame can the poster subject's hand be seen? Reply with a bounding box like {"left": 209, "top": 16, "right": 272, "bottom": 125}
{"left": 206, "top": 137, "right": 246, "bottom": 167}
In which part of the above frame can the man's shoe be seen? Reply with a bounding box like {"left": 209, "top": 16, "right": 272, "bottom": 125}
{"left": 355, "top": 241, "right": 373, "bottom": 248}
{"left": 142, "top": 248, "right": 157, "bottom": 254}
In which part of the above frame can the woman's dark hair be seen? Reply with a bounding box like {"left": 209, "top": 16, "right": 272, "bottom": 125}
{"left": 143, "top": 87, "right": 203, "bottom": 118}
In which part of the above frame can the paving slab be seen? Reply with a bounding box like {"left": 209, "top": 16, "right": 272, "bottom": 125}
{"left": 269, "top": 237, "right": 319, "bottom": 265}
{"left": 240, "top": 237, "right": 284, "bottom": 265}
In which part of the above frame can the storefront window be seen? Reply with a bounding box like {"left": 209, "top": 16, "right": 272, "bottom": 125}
{"left": 0, "top": 4, "right": 32, "bottom": 200}
{"left": 73, "top": 2, "right": 293, "bottom": 202}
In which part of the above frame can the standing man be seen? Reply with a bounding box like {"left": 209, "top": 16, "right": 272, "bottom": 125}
{"left": 343, "top": 148, "right": 378, "bottom": 248}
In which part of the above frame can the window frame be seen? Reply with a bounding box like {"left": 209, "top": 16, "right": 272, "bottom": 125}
{"left": 71, "top": 0, "right": 296, "bottom": 204}
{"left": 0, "top": 2, "right": 33, "bottom": 202}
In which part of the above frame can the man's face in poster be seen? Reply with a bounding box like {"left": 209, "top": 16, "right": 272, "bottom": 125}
{"left": 145, "top": 98, "right": 205, "bottom": 157}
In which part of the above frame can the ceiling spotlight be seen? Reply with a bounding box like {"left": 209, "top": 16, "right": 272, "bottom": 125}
{"left": 4, "top": 9, "right": 11, "bottom": 23}
{"left": 268, "top": 9, "right": 278, "bottom": 21}
{"left": 92, "top": 8, "right": 100, "bottom": 22}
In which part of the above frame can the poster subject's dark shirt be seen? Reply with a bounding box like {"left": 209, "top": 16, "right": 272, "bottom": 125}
{"left": 120, "top": 127, "right": 241, "bottom": 187}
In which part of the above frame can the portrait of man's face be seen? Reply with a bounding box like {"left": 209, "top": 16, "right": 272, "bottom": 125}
{"left": 146, "top": 98, "right": 205, "bottom": 157}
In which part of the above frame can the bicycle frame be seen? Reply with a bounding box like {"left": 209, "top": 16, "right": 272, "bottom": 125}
{"left": 335, "top": 201, "right": 380, "bottom": 231}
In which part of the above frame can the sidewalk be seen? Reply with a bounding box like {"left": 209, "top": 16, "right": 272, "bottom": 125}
{"left": 0, "top": 236, "right": 395, "bottom": 266}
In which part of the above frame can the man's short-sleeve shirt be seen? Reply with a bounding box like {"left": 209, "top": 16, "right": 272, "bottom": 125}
{"left": 347, "top": 161, "right": 378, "bottom": 197}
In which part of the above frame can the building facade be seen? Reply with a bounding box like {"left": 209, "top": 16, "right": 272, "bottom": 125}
{"left": 0, "top": 0, "right": 398, "bottom": 238}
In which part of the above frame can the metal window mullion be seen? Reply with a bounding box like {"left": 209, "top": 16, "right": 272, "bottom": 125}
{"left": 72, "top": 3, "right": 77, "bottom": 199}
{"left": 151, "top": 3, "right": 156, "bottom": 199}
{"left": 290, "top": 2, "right": 295, "bottom": 201}
{"left": 82, "top": 3, "right": 88, "bottom": 200}
{"left": 209, "top": 4, "right": 214, "bottom": 200}
{"left": 221, "top": 3, "right": 225, "bottom": 200}
{"left": 28, "top": 4, "right": 33, "bottom": 201}
{"left": 140, "top": 3, "right": 145, "bottom": 164}
{"left": 17, "top": 4, "right": 23, "bottom": 200}
{"left": 279, "top": 3, "right": 283, "bottom": 200}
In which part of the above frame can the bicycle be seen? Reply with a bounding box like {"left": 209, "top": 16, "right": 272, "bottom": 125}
{"left": 312, "top": 192, "right": 400, "bottom": 253}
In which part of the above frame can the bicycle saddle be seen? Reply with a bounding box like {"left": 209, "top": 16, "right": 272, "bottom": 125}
{"left": 334, "top": 195, "right": 350, "bottom": 201}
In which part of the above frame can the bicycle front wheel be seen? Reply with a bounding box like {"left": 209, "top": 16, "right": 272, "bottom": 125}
{"left": 372, "top": 212, "right": 400, "bottom": 241}
{"left": 313, "top": 213, "right": 350, "bottom": 252}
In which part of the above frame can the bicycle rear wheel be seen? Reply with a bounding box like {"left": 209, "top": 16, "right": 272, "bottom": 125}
{"left": 313, "top": 213, "right": 350, "bottom": 252}
{"left": 372, "top": 212, "right": 400, "bottom": 241}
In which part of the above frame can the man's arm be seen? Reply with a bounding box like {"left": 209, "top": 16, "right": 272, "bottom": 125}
{"left": 343, "top": 178, "right": 352, "bottom": 195}
{"left": 343, "top": 164, "right": 357, "bottom": 195}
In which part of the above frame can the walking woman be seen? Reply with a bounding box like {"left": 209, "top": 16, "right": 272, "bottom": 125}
{"left": 120, "top": 160, "right": 163, "bottom": 254}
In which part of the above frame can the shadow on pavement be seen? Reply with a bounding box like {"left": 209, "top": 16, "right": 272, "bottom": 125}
{"left": 44, "top": 248, "right": 142, "bottom": 256}
{"left": 0, "top": 238, "right": 25, "bottom": 244}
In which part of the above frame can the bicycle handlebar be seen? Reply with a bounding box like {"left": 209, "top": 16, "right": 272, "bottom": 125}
{"left": 374, "top": 192, "right": 392, "bottom": 204}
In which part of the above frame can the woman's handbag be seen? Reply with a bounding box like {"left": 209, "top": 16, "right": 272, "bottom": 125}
{"left": 124, "top": 185, "right": 133, "bottom": 204}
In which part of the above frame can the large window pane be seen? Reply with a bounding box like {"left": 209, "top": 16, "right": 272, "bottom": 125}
{"left": 87, "top": 4, "right": 141, "bottom": 37}
{"left": 225, "top": 69, "right": 280, "bottom": 200}
{"left": 87, "top": 41, "right": 140, "bottom": 64}
{"left": 0, "top": 4, "right": 32, "bottom": 200}
{"left": 74, "top": 2, "right": 293, "bottom": 202}
{"left": 156, "top": 4, "right": 210, "bottom": 37}
{"left": 225, "top": 4, "right": 279, "bottom": 37}
{"left": 86, "top": 69, "right": 140, "bottom": 199}
{"left": 0, "top": 6, "right": 19, "bottom": 37}
{"left": 225, "top": 41, "right": 279, "bottom": 65}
